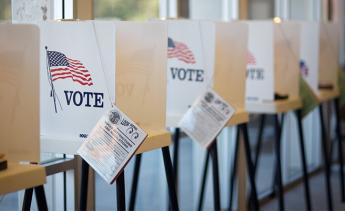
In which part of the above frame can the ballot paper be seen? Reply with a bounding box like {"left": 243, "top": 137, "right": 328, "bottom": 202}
{"left": 78, "top": 106, "right": 147, "bottom": 184}
{"left": 179, "top": 89, "right": 235, "bottom": 148}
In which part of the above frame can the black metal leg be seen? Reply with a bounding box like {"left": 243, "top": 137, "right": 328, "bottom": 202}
{"left": 80, "top": 159, "right": 89, "bottom": 211}
{"left": 296, "top": 110, "right": 312, "bottom": 211}
{"left": 197, "top": 150, "right": 210, "bottom": 211}
{"left": 34, "top": 185, "right": 48, "bottom": 211}
{"left": 271, "top": 114, "right": 285, "bottom": 197}
{"left": 334, "top": 98, "right": 345, "bottom": 202}
{"left": 254, "top": 114, "right": 266, "bottom": 173}
{"left": 22, "top": 188, "right": 33, "bottom": 211}
{"left": 241, "top": 123, "right": 260, "bottom": 211}
{"left": 319, "top": 104, "right": 334, "bottom": 211}
{"left": 173, "top": 128, "right": 181, "bottom": 191}
{"left": 161, "top": 146, "right": 179, "bottom": 211}
{"left": 274, "top": 114, "right": 285, "bottom": 211}
{"left": 129, "top": 154, "right": 142, "bottom": 211}
{"left": 210, "top": 140, "right": 221, "bottom": 210}
{"left": 116, "top": 171, "right": 126, "bottom": 211}
{"left": 228, "top": 128, "right": 240, "bottom": 211}
{"left": 170, "top": 128, "right": 181, "bottom": 211}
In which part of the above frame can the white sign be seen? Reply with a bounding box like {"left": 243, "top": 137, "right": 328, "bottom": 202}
{"left": 246, "top": 22, "right": 274, "bottom": 102}
{"left": 166, "top": 20, "right": 215, "bottom": 127}
{"left": 299, "top": 22, "right": 320, "bottom": 93}
{"left": 78, "top": 106, "right": 147, "bottom": 184}
{"left": 40, "top": 21, "right": 115, "bottom": 154}
{"left": 179, "top": 89, "right": 235, "bottom": 148}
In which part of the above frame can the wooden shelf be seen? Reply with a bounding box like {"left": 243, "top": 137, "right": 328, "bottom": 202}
{"left": 246, "top": 98, "right": 302, "bottom": 114}
{"left": 226, "top": 108, "right": 249, "bottom": 126}
{"left": 135, "top": 130, "right": 171, "bottom": 154}
{"left": 317, "top": 89, "right": 339, "bottom": 103}
{"left": 0, "top": 163, "right": 46, "bottom": 195}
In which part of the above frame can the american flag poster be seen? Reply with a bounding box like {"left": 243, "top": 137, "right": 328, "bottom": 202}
{"left": 246, "top": 21, "right": 274, "bottom": 102}
{"left": 39, "top": 21, "right": 115, "bottom": 154}
{"left": 166, "top": 20, "right": 215, "bottom": 127}
{"left": 299, "top": 22, "right": 319, "bottom": 93}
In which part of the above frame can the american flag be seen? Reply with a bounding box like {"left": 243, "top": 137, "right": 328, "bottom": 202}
{"left": 300, "top": 60, "right": 309, "bottom": 76}
{"left": 47, "top": 51, "right": 93, "bottom": 86}
{"left": 168, "top": 37, "right": 196, "bottom": 64}
{"left": 247, "top": 51, "right": 256, "bottom": 65}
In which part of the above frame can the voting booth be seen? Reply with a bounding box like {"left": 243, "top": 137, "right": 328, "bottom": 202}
{"left": 246, "top": 21, "right": 300, "bottom": 105}
{"left": 0, "top": 24, "right": 40, "bottom": 162}
{"left": 166, "top": 20, "right": 215, "bottom": 127}
{"left": 300, "top": 21, "right": 339, "bottom": 96}
{"left": 39, "top": 21, "right": 115, "bottom": 154}
{"left": 212, "top": 21, "right": 248, "bottom": 116}
{"left": 114, "top": 21, "right": 170, "bottom": 153}
{"left": 299, "top": 21, "right": 320, "bottom": 93}
{"left": 318, "top": 22, "right": 339, "bottom": 94}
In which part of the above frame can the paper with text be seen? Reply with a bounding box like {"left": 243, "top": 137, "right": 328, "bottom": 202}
{"left": 179, "top": 89, "right": 235, "bottom": 148}
{"left": 78, "top": 106, "right": 147, "bottom": 184}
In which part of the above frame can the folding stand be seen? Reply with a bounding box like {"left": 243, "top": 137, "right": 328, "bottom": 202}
{"left": 242, "top": 98, "right": 305, "bottom": 211}
{"left": 316, "top": 90, "right": 345, "bottom": 210}
{"left": 0, "top": 163, "right": 47, "bottom": 211}
{"left": 247, "top": 109, "right": 312, "bottom": 211}
{"left": 79, "top": 131, "right": 179, "bottom": 211}
{"left": 196, "top": 110, "right": 259, "bottom": 211}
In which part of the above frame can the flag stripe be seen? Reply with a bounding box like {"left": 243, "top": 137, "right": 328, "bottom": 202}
{"left": 51, "top": 70, "right": 91, "bottom": 78}
{"left": 47, "top": 50, "right": 93, "bottom": 86}
{"left": 247, "top": 51, "right": 256, "bottom": 65}
{"left": 168, "top": 40, "right": 196, "bottom": 64}
{"left": 52, "top": 75, "right": 93, "bottom": 86}
{"left": 51, "top": 71, "right": 92, "bottom": 82}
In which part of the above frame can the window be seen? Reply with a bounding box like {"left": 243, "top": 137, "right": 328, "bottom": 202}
{"left": 0, "top": 0, "right": 11, "bottom": 20}
{"left": 94, "top": 0, "right": 159, "bottom": 20}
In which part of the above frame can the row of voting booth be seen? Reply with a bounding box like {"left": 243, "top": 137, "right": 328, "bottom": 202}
{"left": 0, "top": 18, "right": 342, "bottom": 211}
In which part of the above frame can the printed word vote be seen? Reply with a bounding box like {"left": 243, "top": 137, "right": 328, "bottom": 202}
{"left": 247, "top": 68, "right": 264, "bottom": 80}
{"left": 64, "top": 90, "right": 104, "bottom": 108}
{"left": 170, "top": 67, "right": 204, "bottom": 82}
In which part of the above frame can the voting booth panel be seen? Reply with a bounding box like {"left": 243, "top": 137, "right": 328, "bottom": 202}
{"left": 274, "top": 22, "right": 300, "bottom": 100}
{"left": 213, "top": 21, "right": 248, "bottom": 110}
{"left": 115, "top": 21, "right": 167, "bottom": 133}
{"left": 166, "top": 20, "right": 215, "bottom": 127}
{"left": 318, "top": 22, "right": 339, "bottom": 92}
{"left": 40, "top": 21, "right": 115, "bottom": 154}
{"left": 246, "top": 21, "right": 274, "bottom": 102}
{"left": 299, "top": 22, "right": 320, "bottom": 93}
{"left": 0, "top": 24, "right": 40, "bottom": 162}
{"left": 246, "top": 21, "right": 300, "bottom": 103}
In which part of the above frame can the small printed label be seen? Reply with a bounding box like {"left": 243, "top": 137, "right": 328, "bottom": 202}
{"left": 178, "top": 89, "right": 235, "bottom": 148}
{"left": 77, "top": 106, "right": 147, "bottom": 184}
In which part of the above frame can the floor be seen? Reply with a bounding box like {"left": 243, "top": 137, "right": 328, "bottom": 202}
{"left": 262, "top": 169, "right": 345, "bottom": 211}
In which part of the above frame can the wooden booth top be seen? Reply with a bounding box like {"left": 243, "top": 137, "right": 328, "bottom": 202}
{"left": 226, "top": 108, "right": 249, "bottom": 126}
{"left": 135, "top": 129, "right": 171, "bottom": 154}
{"left": 0, "top": 163, "right": 46, "bottom": 195}
{"left": 115, "top": 22, "right": 171, "bottom": 153}
{"left": 246, "top": 97, "right": 302, "bottom": 114}
{"left": 317, "top": 89, "right": 340, "bottom": 103}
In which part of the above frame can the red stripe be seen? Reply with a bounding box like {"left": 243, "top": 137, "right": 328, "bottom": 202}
{"left": 51, "top": 69, "right": 91, "bottom": 77}
{"left": 51, "top": 67, "right": 89, "bottom": 73}
{"left": 69, "top": 64, "right": 86, "bottom": 69}
{"left": 51, "top": 68, "right": 91, "bottom": 78}
{"left": 51, "top": 71, "right": 92, "bottom": 82}
{"left": 52, "top": 75, "right": 93, "bottom": 86}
